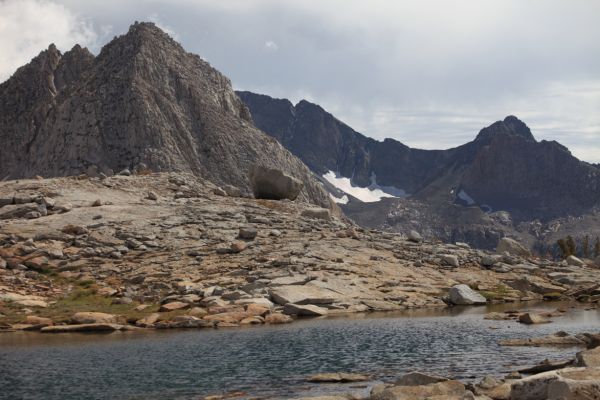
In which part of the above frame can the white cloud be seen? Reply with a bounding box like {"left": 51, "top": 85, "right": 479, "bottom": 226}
{"left": 0, "top": 0, "right": 98, "bottom": 83}
{"left": 264, "top": 40, "right": 278, "bottom": 52}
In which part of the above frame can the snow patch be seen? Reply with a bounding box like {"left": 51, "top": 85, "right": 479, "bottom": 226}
{"left": 457, "top": 189, "right": 476, "bottom": 205}
{"left": 329, "top": 193, "right": 349, "bottom": 205}
{"left": 323, "top": 171, "right": 407, "bottom": 203}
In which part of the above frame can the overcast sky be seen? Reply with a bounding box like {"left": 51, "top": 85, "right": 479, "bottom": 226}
{"left": 1, "top": 0, "right": 599, "bottom": 162}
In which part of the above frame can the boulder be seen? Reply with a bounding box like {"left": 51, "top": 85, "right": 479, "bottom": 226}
{"left": 576, "top": 347, "right": 600, "bottom": 367}
{"left": 395, "top": 371, "right": 449, "bottom": 386}
{"left": 264, "top": 313, "right": 293, "bottom": 324}
{"left": 71, "top": 312, "right": 117, "bottom": 324}
{"left": 24, "top": 315, "right": 53, "bottom": 328}
{"left": 301, "top": 207, "right": 331, "bottom": 221}
{"left": 249, "top": 165, "right": 303, "bottom": 200}
{"left": 407, "top": 230, "right": 423, "bottom": 243}
{"left": 518, "top": 313, "right": 551, "bottom": 325}
{"left": 370, "top": 380, "right": 466, "bottom": 400}
{"left": 269, "top": 285, "right": 339, "bottom": 305}
{"left": 497, "top": 237, "right": 531, "bottom": 257}
{"left": 448, "top": 284, "right": 487, "bottom": 305}
{"left": 509, "top": 367, "right": 600, "bottom": 400}
{"left": 0, "top": 203, "right": 40, "bottom": 220}
{"left": 239, "top": 316, "right": 264, "bottom": 325}
{"left": 566, "top": 255, "right": 586, "bottom": 267}
{"left": 441, "top": 254, "right": 460, "bottom": 267}
{"left": 283, "top": 303, "right": 329, "bottom": 316}
{"left": 135, "top": 313, "right": 161, "bottom": 327}
{"left": 159, "top": 301, "right": 189, "bottom": 312}
{"left": 238, "top": 227, "right": 258, "bottom": 240}
{"left": 245, "top": 304, "right": 270, "bottom": 317}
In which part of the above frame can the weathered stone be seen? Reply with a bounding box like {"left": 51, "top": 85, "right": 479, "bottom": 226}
{"left": 238, "top": 227, "right": 257, "bottom": 240}
{"left": 576, "top": 347, "right": 600, "bottom": 367}
{"left": 269, "top": 285, "right": 339, "bottom": 305}
{"left": 264, "top": 313, "right": 293, "bottom": 324}
{"left": 407, "top": 230, "right": 422, "bottom": 243}
{"left": 159, "top": 302, "right": 189, "bottom": 312}
{"left": 518, "top": 313, "right": 551, "bottom": 325}
{"left": 449, "top": 284, "right": 486, "bottom": 305}
{"left": 566, "top": 255, "right": 586, "bottom": 267}
{"left": 135, "top": 313, "right": 161, "bottom": 327}
{"left": 441, "top": 254, "right": 460, "bottom": 267}
{"left": 301, "top": 207, "right": 331, "bottom": 221}
{"left": 394, "top": 371, "right": 449, "bottom": 386}
{"left": 509, "top": 367, "right": 600, "bottom": 400}
{"left": 71, "top": 312, "right": 117, "bottom": 324}
{"left": 496, "top": 237, "right": 531, "bottom": 257}
{"left": 249, "top": 165, "right": 303, "bottom": 201}
{"left": 283, "top": 303, "right": 329, "bottom": 316}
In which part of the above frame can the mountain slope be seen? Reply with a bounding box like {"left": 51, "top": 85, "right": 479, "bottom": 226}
{"left": 238, "top": 91, "right": 600, "bottom": 221}
{"left": 0, "top": 22, "right": 329, "bottom": 207}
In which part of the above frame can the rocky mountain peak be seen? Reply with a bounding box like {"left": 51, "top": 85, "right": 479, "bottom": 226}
{"left": 475, "top": 115, "right": 535, "bottom": 144}
{"left": 0, "top": 22, "right": 330, "bottom": 208}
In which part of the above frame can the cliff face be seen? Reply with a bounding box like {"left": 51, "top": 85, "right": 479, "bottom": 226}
{"left": 239, "top": 91, "right": 600, "bottom": 221}
{"left": 0, "top": 22, "right": 330, "bottom": 207}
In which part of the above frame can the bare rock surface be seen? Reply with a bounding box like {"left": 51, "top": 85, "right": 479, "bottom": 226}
{"left": 1, "top": 172, "right": 600, "bottom": 332}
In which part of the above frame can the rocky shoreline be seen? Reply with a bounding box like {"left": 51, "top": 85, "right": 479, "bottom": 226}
{"left": 1, "top": 172, "right": 600, "bottom": 335}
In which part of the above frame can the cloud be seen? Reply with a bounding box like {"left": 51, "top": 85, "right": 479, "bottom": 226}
{"left": 264, "top": 40, "right": 278, "bottom": 52}
{"left": 0, "top": 0, "right": 98, "bottom": 82}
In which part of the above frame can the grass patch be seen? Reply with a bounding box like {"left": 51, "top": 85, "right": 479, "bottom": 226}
{"left": 479, "top": 284, "right": 514, "bottom": 301}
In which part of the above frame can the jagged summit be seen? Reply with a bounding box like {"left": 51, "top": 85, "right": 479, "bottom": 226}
{"left": 475, "top": 115, "right": 536, "bottom": 143}
{"left": 0, "top": 22, "right": 330, "bottom": 207}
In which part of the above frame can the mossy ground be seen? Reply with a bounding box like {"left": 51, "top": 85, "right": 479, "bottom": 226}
{"left": 0, "top": 276, "right": 187, "bottom": 326}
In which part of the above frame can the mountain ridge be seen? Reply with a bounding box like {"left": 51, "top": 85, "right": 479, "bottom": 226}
{"left": 238, "top": 90, "right": 600, "bottom": 221}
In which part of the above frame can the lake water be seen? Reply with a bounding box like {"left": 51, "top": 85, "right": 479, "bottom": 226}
{"left": 1, "top": 303, "right": 599, "bottom": 400}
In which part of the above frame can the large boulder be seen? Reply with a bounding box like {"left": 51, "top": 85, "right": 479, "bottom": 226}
{"left": 566, "top": 255, "right": 586, "bottom": 267}
{"left": 448, "top": 284, "right": 487, "bottom": 305}
{"left": 283, "top": 303, "right": 329, "bottom": 316}
{"left": 576, "top": 347, "right": 600, "bottom": 367}
{"left": 301, "top": 207, "right": 331, "bottom": 220}
{"left": 509, "top": 367, "right": 600, "bottom": 400}
{"left": 269, "top": 285, "right": 340, "bottom": 305}
{"left": 249, "top": 165, "right": 303, "bottom": 200}
{"left": 497, "top": 237, "right": 532, "bottom": 257}
{"left": 394, "top": 371, "right": 449, "bottom": 386}
{"left": 71, "top": 312, "right": 117, "bottom": 324}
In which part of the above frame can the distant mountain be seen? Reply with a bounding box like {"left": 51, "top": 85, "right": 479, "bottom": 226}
{"left": 0, "top": 22, "right": 330, "bottom": 207}
{"left": 238, "top": 91, "right": 600, "bottom": 222}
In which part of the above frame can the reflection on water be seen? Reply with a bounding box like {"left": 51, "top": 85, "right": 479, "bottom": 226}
{"left": 0, "top": 302, "right": 598, "bottom": 400}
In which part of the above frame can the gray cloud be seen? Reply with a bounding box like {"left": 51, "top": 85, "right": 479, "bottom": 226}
{"left": 2, "top": 0, "right": 599, "bottom": 162}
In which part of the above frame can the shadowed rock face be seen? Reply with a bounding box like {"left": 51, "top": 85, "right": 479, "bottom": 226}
{"left": 0, "top": 22, "right": 329, "bottom": 207}
{"left": 238, "top": 91, "right": 600, "bottom": 221}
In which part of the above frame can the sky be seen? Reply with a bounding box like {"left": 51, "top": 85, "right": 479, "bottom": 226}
{"left": 1, "top": 0, "right": 599, "bottom": 162}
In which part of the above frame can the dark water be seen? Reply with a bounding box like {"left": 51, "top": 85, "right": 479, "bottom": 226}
{"left": 1, "top": 303, "right": 599, "bottom": 400}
